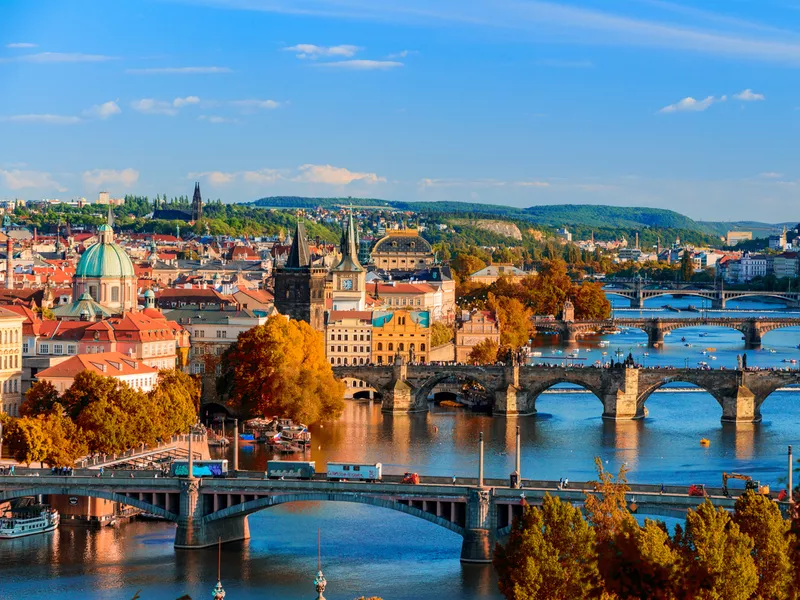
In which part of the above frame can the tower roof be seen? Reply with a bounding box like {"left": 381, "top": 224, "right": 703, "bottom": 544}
{"left": 193, "top": 182, "right": 202, "bottom": 205}
{"left": 285, "top": 221, "right": 311, "bottom": 268}
{"left": 332, "top": 209, "right": 363, "bottom": 273}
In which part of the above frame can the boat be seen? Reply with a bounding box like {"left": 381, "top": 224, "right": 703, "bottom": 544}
{"left": 208, "top": 438, "right": 230, "bottom": 447}
{"left": 700, "top": 438, "right": 710, "bottom": 447}
{"left": 238, "top": 433, "right": 256, "bottom": 444}
{"left": 699, "top": 332, "right": 709, "bottom": 337}
{"left": 439, "top": 400, "right": 463, "bottom": 408}
{"left": 598, "top": 341, "right": 610, "bottom": 348}
{"left": 0, "top": 505, "right": 59, "bottom": 539}
{"left": 276, "top": 419, "right": 312, "bottom": 446}
{"left": 681, "top": 337, "right": 686, "bottom": 342}
{"left": 705, "top": 348, "right": 716, "bottom": 352}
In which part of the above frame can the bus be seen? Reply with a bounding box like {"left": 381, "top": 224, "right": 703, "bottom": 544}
{"left": 170, "top": 459, "right": 229, "bottom": 478}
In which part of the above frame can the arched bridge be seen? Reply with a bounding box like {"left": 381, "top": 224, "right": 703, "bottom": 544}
{"left": 603, "top": 280, "right": 800, "bottom": 309}
{"left": 334, "top": 362, "right": 800, "bottom": 422}
{"left": 530, "top": 317, "right": 800, "bottom": 347}
{"left": 0, "top": 472, "right": 744, "bottom": 563}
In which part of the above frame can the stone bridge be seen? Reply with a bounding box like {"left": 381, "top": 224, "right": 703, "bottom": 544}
{"left": 333, "top": 362, "right": 800, "bottom": 422}
{"left": 602, "top": 280, "right": 800, "bottom": 309}
{"left": 531, "top": 317, "right": 800, "bottom": 347}
{"left": 0, "top": 472, "right": 744, "bottom": 562}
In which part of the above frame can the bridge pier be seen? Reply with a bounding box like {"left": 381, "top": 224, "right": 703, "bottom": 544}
{"left": 721, "top": 386, "right": 762, "bottom": 424}
{"left": 712, "top": 296, "right": 726, "bottom": 310}
{"left": 493, "top": 366, "right": 535, "bottom": 416}
{"left": 741, "top": 324, "right": 763, "bottom": 349}
{"left": 174, "top": 478, "right": 250, "bottom": 549}
{"left": 647, "top": 326, "right": 665, "bottom": 348}
{"left": 460, "top": 488, "right": 494, "bottom": 563}
{"left": 602, "top": 368, "right": 641, "bottom": 421}
{"left": 561, "top": 323, "right": 578, "bottom": 345}
{"left": 632, "top": 294, "right": 645, "bottom": 309}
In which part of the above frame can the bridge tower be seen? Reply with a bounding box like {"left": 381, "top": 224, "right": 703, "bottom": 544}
{"left": 493, "top": 364, "right": 534, "bottom": 416}
{"left": 381, "top": 355, "right": 427, "bottom": 413}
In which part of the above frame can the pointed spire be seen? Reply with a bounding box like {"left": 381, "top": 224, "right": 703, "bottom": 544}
{"left": 333, "top": 208, "right": 363, "bottom": 272}
{"left": 107, "top": 204, "right": 114, "bottom": 228}
{"left": 286, "top": 220, "right": 311, "bottom": 268}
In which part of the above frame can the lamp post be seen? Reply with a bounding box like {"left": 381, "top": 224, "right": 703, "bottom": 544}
{"left": 478, "top": 432, "right": 484, "bottom": 488}
{"left": 790, "top": 445, "right": 794, "bottom": 508}
{"left": 0, "top": 421, "right": 3, "bottom": 462}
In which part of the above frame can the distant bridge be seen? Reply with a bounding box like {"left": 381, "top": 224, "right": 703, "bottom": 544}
{"left": 602, "top": 279, "right": 800, "bottom": 309}
{"left": 0, "top": 470, "right": 751, "bottom": 562}
{"left": 334, "top": 361, "right": 800, "bottom": 421}
{"left": 531, "top": 316, "right": 800, "bottom": 347}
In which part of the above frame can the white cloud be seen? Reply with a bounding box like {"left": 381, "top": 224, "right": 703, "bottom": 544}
{"left": 0, "top": 52, "right": 115, "bottom": 63}
{"left": 131, "top": 97, "right": 200, "bottom": 116}
{"left": 313, "top": 60, "right": 403, "bottom": 70}
{"left": 125, "top": 66, "right": 232, "bottom": 74}
{"left": 759, "top": 171, "right": 783, "bottom": 179}
{"left": 173, "top": 96, "right": 201, "bottom": 108}
{"left": 387, "top": 49, "right": 417, "bottom": 59}
{"left": 734, "top": 88, "right": 766, "bottom": 101}
{"left": 295, "top": 164, "right": 385, "bottom": 184}
{"left": 5, "top": 42, "right": 37, "bottom": 49}
{"left": 82, "top": 168, "right": 140, "bottom": 188}
{"left": 0, "top": 114, "right": 81, "bottom": 124}
{"left": 198, "top": 115, "right": 239, "bottom": 124}
{"left": 191, "top": 164, "right": 385, "bottom": 186}
{"left": 0, "top": 169, "right": 65, "bottom": 192}
{"left": 283, "top": 44, "right": 360, "bottom": 59}
{"left": 659, "top": 95, "right": 719, "bottom": 113}
{"left": 82, "top": 100, "right": 121, "bottom": 120}
{"left": 229, "top": 99, "right": 282, "bottom": 113}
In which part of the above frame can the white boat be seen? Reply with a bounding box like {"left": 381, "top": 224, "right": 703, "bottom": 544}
{"left": 598, "top": 341, "right": 610, "bottom": 348}
{"left": 0, "top": 505, "right": 59, "bottom": 539}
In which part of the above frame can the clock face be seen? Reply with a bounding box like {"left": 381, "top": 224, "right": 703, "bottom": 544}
{"left": 342, "top": 279, "right": 353, "bottom": 290}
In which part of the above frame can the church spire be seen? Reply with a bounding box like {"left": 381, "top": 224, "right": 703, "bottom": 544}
{"left": 286, "top": 220, "right": 311, "bottom": 268}
{"left": 333, "top": 208, "right": 363, "bottom": 272}
{"left": 191, "top": 182, "right": 203, "bottom": 221}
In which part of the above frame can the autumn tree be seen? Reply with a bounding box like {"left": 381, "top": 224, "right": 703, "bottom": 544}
{"left": 149, "top": 369, "right": 199, "bottom": 440}
{"left": 77, "top": 396, "right": 133, "bottom": 455}
{"left": 430, "top": 321, "right": 454, "bottom": 347}
{"left": 676, "top": 500, "right": 758, "bottom": 600}
{"left": 468, "top": 338, "right": 499, "bottom": 365}
{"left": 732, "top": 490, "right": 793, "bottom": 599}
{"left": 572, "top": 280, "right": 612, "bottom": 320}
{"left": 219, "top": 316, "right": 345, "bottom": 424}
{"left": 19, "top": 380, "right": 60, "bottom": 417}
{"left": 39, "top": 405, "right": 88, "bottom": 466}
{"left": 61, "top": 370, "right": 120, "bottom": 419}
{"left": 5, "top": 417, "right": 49, "bottom": 466}
{"left": 488, "top": 294, "right": 532, "bottom": 349}
{"left": 451, "top": 254, "right": 487, "bottom": 282}
{"left": 493, "top": 494, "right": 600, "bottom": 599}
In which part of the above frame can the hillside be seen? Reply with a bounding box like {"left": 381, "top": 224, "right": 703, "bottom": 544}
{"left": 522, "top": 204, "right": 711, "bottom": 232}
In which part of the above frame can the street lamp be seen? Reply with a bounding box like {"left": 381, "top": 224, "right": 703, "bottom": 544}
{"left": 0, "top": 421, "right": 3, "bottom": 462}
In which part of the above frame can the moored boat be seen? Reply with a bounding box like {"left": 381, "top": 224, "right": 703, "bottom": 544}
{"left": 0, "top": 505, "right": 59, "bottom": 539}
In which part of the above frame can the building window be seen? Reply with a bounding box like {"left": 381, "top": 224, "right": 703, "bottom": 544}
{"left": 53, "top": 344, "right": 63, "bottom": 355}
{"left": 111, "top": 286, "right": 120, "bottom": 303}
{"left": 377, "top": 343, "right": 383, "bottom": 351}
{"left": 40, "top": 343, "right": 50, "bottom": 354}
{"left": 420, "top": 343, "right": 426, "bottom": 351}
{"left": 216, "top": 330, "right": 227, "bottom": 339}
{"left": 22, "top": 342, "right": 29, "bottom": 353}
{"left": 67, "top": 344, "right": 76, "bottom": 354}
{"left": 399, "top": 343, "right": 404, "bottom": 351}
{"left": 388, "top": 343, "right": 394, "bottom": 351}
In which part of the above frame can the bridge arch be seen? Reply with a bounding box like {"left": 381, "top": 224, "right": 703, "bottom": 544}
{"left": 636, "top": 378, "right": 725, "bottom": 412}
{"left": 203, "top": 492, "right": 467, "bottom": 537}
{"left": 724, "top": 292, "right": 797, "bottom": 306}
{"left": 0, "top": 486, "right": 179, "bottom": 521}
{"left": 414, "top": 370, "right": 497, "bottom": 406}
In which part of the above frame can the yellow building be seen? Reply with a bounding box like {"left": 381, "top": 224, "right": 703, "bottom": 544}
{"left": 0, "top": 307, "right": 25, "bottom": 416}
{"left": 371, "top": 310, "right": 430, "bottom": 365}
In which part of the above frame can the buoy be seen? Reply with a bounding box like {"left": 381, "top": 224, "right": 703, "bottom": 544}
{"left": 700, "top": 438, "right": 710, "bottom": 447}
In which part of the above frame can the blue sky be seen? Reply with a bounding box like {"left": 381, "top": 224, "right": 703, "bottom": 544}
{"left": 0, "top": 0, "right": 798, "bottom": 221}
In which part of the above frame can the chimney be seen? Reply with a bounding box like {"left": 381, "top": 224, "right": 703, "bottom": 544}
{"left": 6, "top": 238, "right": 12, "bottom": 290}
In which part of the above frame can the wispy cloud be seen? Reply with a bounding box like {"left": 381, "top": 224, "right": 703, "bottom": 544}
{"left": 759, "top": 171, "right": 783, "bottom": 179}
{"left": 186, "top": 0, "right": 800, "bottom": 65}
{"left": 198, "top": 115, "right": 239, "bottom": 124}
{"left": 0, "top": 114, "right": 81, "bottom": 124}
{"left": 313, "top": 59, "right": 403, "bottom": 70}
{"left": 282, "top": 44, "right": 360, "bottom": 59}
{"left": 125, "top": 66, "right": 232, "bottom": 74}
{"left": 734, "top": 88, "right": 766, "bottom": 101}
{"left": 0, "top": 52, "right": 115, "bottom": 63}
{"left": 191, "top": 163, "right": 386, "bottom": 186}
{"left": 82, "top": 168, "right": 140, "bottom": 188}
{"left": 82, "top": 100, "right": 121, "bottom": 120}
{"left": 5, "top": 42, "right": 37, "bottom": 49}
{"left": 386, "top": 49, "right": 416, "bottom": 59}
{"left": 659, "top": 95, "right": 724, "bottom": 114}
{"left": 131, "top": 96, "right": 200, "bottom": 115}
{"left": 0, "top": 169, "right": 66, "bottom": 192}
{"left": 229, "top": 99, "right": 282, "bottom": 113}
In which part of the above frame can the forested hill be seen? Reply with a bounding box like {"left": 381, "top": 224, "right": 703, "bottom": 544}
{"left": 253, "top": 197, "right": 716, "bottom": 232}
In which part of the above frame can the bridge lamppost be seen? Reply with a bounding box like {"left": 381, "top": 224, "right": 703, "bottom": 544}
{"left": 478, "top": 432, "right": 485, "bottom": 488}
{"left": 790, "top": 446, "right": 794, "bottom": 508}
{"left": 0, "top": 421, "right": 3, "bottom": 462}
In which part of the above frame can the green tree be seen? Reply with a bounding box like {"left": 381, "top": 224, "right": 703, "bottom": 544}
{"left": 468, "top": 338, "right": 499, "bottom": 364}
{"left": 219, "top": 316, "right": 345, "bottom": 424}
{"left": 19, "top": 380, "right": 60, "bottom": 417}
{"left": 676, "top": 500, "right": 757, "bottom": 600}
{"left": 732, "top": 490, "right": 792, "bottom": 599}
{"left": 493, "top": 494, "right": 600, "bottom": 599}
{"left": 430, "top": 321, "right": 454, "bottom": 347}
{"left": 60, "top": 370, "right": 120, "bottom": 419}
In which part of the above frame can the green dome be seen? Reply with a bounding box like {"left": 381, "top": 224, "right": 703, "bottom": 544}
{"left": 144, "top": 288, "right": 155, "bottom": 298}
{"left": 76, "top": 237, "right": 135, "bottom": 279}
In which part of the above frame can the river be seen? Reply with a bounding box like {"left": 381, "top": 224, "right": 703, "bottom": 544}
{"left": 2, "top": 296, "right": 799, "bottom": 600}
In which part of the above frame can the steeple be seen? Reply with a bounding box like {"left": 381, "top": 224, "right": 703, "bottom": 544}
{"left": 191, "top": 182, "right": 203, "bottom": 221}
{"left": 107, "top": 204, "right": 114, "bottom": 228}
{"left": 333, "top": 208, "right": 363, "bottom": 272}
{"left": 286, "top": 220, "right": 311, "bottom": 269}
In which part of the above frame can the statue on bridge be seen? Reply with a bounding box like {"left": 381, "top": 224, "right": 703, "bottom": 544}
{"left": 737, "top": 354, "right": 743, "bottom": 371}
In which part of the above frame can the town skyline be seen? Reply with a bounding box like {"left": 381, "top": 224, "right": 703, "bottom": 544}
{"left": 1, "top": 0, "right": 799, "bottom": 221}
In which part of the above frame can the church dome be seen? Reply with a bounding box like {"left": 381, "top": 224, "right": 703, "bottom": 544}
{"left": 75, "top": 225, "right": 136, "bottom": 279}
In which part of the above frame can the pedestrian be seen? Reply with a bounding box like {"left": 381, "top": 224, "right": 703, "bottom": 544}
{"left": 452, "top": 475, "right": 457, "bottom": 485}
{"left": 564, "top": 478, "right": 569, "bottom": 489}
{"left": 660, "top": 483, "right": 665, "bottom": 495}
{"left": 558, "top": 477, "right": 563, "bottom": 490}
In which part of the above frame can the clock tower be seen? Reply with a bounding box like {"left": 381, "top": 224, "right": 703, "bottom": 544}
{"left": 331, "top": 210, "right": 366, "bottom": 311}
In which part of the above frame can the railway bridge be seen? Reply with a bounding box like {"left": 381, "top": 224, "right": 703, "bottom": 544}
{"left": 0, "top": 471, "right": 745, "bottom": 562}
{"left": 333, "top": 362, "right": 800, "bottom": 422}
{"left": 531, "top": 316, "right": 800, "bottom": 348}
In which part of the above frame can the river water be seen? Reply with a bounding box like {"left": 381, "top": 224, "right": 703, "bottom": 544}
{"left": 2, "top": 296, "right": 799, "bottom": 600}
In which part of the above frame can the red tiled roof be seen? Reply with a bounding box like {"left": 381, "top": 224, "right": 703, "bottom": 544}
{"left": 36, "top": 351, "right": 158, "bottom": 379}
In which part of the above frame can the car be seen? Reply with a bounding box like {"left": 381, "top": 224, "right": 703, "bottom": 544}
{"left": 688, "top": 484, "right": 707, "bottom": 497}
{"left": 402, "top": 472, "right": 420, "bottom": 484}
